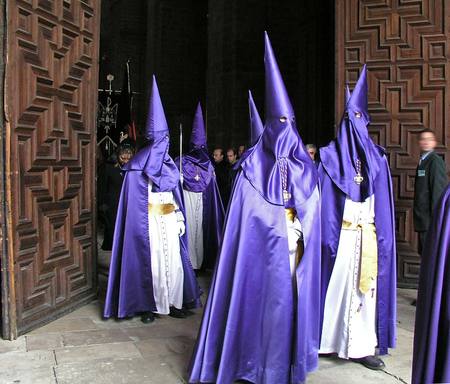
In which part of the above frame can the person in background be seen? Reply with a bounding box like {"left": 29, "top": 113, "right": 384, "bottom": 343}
{"left": 212, "top": 147, "right": 225, "bottom": 165}
{"left": 237, "top": 144, "right": 246, "bottom": 158}
{"left": 306, "top": 143, "right": 319, "bottom": 168}
{"left": 175, "top": 103, "right": 225, "bottom": 271}
{"left": 99, "top": 142, "right": 134, "bottom": 251}
{"left": 413, "top": 128, "right": 447, "bottom": 255}
{"left": 212, "top": 147, "right": 229, "bottom": 207}
{"left": 226, "top": 148, "right": 238, "bottom": 197}
{"left": 226, "top": 148, "right": 238, "bottom": 165}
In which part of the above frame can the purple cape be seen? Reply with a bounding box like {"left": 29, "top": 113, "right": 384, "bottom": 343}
{"left": 318, "top": 148, "right": 397, "bottom": 354}
{"left": 175, "top": 149, "right": 225, "bottom": 270}
{"left": 412, "top": 183, "right": 450, "bottom": 384}
{"left": 103, "top": 147, "right": 201, "bottom": 318}
{"left": 188, "top": 169, "right": 321, "bottom": 383}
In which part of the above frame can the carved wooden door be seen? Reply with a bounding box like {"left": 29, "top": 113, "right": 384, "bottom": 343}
{"left": 3, "top": 0, "right": 100, "bottom": 338}
{"left": 336, "top": 0, "right": 450, "bottom": 287}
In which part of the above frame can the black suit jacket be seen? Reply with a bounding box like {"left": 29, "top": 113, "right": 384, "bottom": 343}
{"left": 413, "top": 152, "right": 448, "bottom": 232}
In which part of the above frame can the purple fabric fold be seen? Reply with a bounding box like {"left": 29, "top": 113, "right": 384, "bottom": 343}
{"left": 189, "top": 172, "right": 321, "bottom": 383}
{"left": 412, "top": 183, "right": 450, "bottom": 384}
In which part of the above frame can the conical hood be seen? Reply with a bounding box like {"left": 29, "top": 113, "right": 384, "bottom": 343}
{"left": 248, "top": 90, "right": 264, "bottom": 146}
{"left": 241, "top": 32, "right": 318, "bottom": 206}
{"left": 124, "top": 74, "right": 179, "bottom": 192}
{"left": 347, "top": 65, "right": 370, "bottom": 125}
{"left": 190, "top": 103, "right": 207, "bottom": 148}
{"left": 345, "top": 84, "right": 351, "bottom": 105}
{"left": 320, "top": 65, "right": 383, "bottom": 202}
{"left": 174, "top": 102, "right": 214, "bottom": 193}
{"left": 264, "top": 32, "right": 295, "bottom": 121}
{"left": 145, "top": 75, "right": 169, "bottom": 141}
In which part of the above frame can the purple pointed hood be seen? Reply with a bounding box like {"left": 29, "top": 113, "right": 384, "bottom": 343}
{"left": 345, "top": 84, "right": 351, "bottom": 105}
{"left": 248, "top": 90, "right": 264, "bottom": 146}
{"left": 175, "top": 102, "right": 214, "bottom": 192}
{"left": 241, "top": 32, "right": 318, "bottom": 206}
{"left": 124, "top": 75, "right": 179, "bottom": 191}
{"left": 320, "top": 65, "right": 383, "bottom": 202}
{"left": 190, "top": 103, "right": 207, "bottom": 149}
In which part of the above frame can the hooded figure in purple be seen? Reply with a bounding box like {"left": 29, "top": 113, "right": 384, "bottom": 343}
{"left": 412, "top": 183, "right": 450, "bottom": 384}
{"left": 104, "top": 75, "right": 201, "bottom": 323}
{"left": 233, "top": 90, "right": 264, "bottom": 170}
{"left": 175, "top": 103, "right": 225, "bottom": 270}
{"left": 189, "top": 32, "right": 321, "bottom": 384}
{"left": 318, "top": 66, "right": 396, "bottom": 369}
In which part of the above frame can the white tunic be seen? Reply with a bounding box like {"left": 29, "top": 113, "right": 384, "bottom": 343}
{"left": 286, "top": 215, "right": 303, "bottom": 276}
{"left": 319, "top": 195, "right": 378, "bottom": 359}
{"left": 183, "top": 189, "right": 204, "bottom": 270}
{"left": 148, "top": 183, "right": 184, "bottom": 315}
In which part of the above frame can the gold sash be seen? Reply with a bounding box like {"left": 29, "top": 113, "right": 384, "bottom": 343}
{"left": 342, "top": 220, "right": 378, "bottom": 294}
{"left": 148, "top": 203, "right": 175, "bottom": 216}
{"left": 285, "top": 208, "right": 304, "bottom": 266}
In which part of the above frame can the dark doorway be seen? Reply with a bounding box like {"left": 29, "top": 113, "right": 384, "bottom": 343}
{"left": 95, "top": 0, "right": 335, "bottom": 295}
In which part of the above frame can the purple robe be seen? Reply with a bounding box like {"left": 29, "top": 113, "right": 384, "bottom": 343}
{"left": 103, "top": 143, "right": 201, "bottom": 318}
{"left": 189, "top": 32, "right": 321, "bottom": 384}
{"left": 176, "top": 148, "right": 225, "bottom": 270}
{"left": 318, "top": 148, "right": 397, "bottom": 354}
{"left": 412, "top": 183, "right": 450, "bottom": 384}
{"left": 189, "top": 169, "right": 321, "bottom": 383}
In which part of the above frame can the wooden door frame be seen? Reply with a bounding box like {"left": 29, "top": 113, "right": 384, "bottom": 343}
{"left": 0, "top": 0, "right": 18, "bottom": 341}
{"left": 1, "top": 0, "right": 101, "bottom": 339}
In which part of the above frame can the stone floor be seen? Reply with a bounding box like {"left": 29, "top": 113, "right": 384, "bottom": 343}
{"left": 0, "top": 283, "right": 416, "bottom": 384}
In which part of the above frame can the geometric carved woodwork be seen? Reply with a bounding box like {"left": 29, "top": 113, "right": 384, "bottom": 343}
{"left": 5, "top": 0, "right": 100, "bottom": 336}
{"left": 336, "top": 0, "right": 450, "bottom": 287}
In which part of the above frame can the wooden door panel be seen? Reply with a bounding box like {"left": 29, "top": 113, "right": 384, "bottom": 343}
{"left": 336, "top": 0, "right": 450, "bottom": 287}
{"left": 4, "top": 0, "right": 100, "bottom": 336}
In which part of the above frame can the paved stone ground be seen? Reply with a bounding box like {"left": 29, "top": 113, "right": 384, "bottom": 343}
{"left": 0, "top": 280, "right": 416, "bottom": 384}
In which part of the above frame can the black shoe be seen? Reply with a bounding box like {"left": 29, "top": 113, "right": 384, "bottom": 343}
{"left": 352, "top": 356, "right": 385, "bottom": 370}
{"left": 141, "top": 312, "right": 155, "bottom": 324}
{"left": 169, "top": 307, "right": 187, "bottom": 319}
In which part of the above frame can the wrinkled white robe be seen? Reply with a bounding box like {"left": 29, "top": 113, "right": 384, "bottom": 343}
{"left": 286, "top": 215, "right": 303, "bottom": 276}
{"left": 320, "top": 195, "right": 378, "bottom": 359}
{"left": 148, "top": 183, "right": 184, "bottom": 314}
{"left": 183, "top": 189, "right": 204, "bottom": 270}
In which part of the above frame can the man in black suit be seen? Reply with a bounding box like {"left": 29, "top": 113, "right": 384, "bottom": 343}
{"left": 212, "top": 147, "right": 229, "bottom": 207}
{"left": 413, "top": 129, "right": 448, "bottom": 254}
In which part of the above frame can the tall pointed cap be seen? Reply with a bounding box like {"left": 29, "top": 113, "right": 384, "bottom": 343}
{"left": 345, "top": 84, "right": 351, "bottom": 105}
{"left": 347, "top": 65, "right": 370, "bottom": 125}
{"left": 264, "top": 31, "right": 295, "bottom": 121}
{"left": 145, "top": 75, "right": 169, "bottom": 141}
{"left": 190, "top": 102, "right": 207, "bottom": 148}
{"left": 241, "top": 32, "right": 318, "bottom": 206}
{"left": 248, "top": 90, "right": 264, "bottom": 146}
{"left": 320, "top": 64, "right": 382, "bottom": 202}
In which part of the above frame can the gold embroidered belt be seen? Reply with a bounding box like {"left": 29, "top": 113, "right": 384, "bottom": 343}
{"left": 342, "top": 220, "right": 378, "bottom": 294}
{"left": 148, "top": 203, "right": 175, "bottom": 216}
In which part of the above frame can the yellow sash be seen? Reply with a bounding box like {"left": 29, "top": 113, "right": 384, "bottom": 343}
{"left": 148, "top": 203, "right": 175, "bottom": 216}
{"left": 285, "top": 208, "right": 304, "bottom": 266}
{"left": 342, "top": 220, "right": 378, "bottom": 294}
